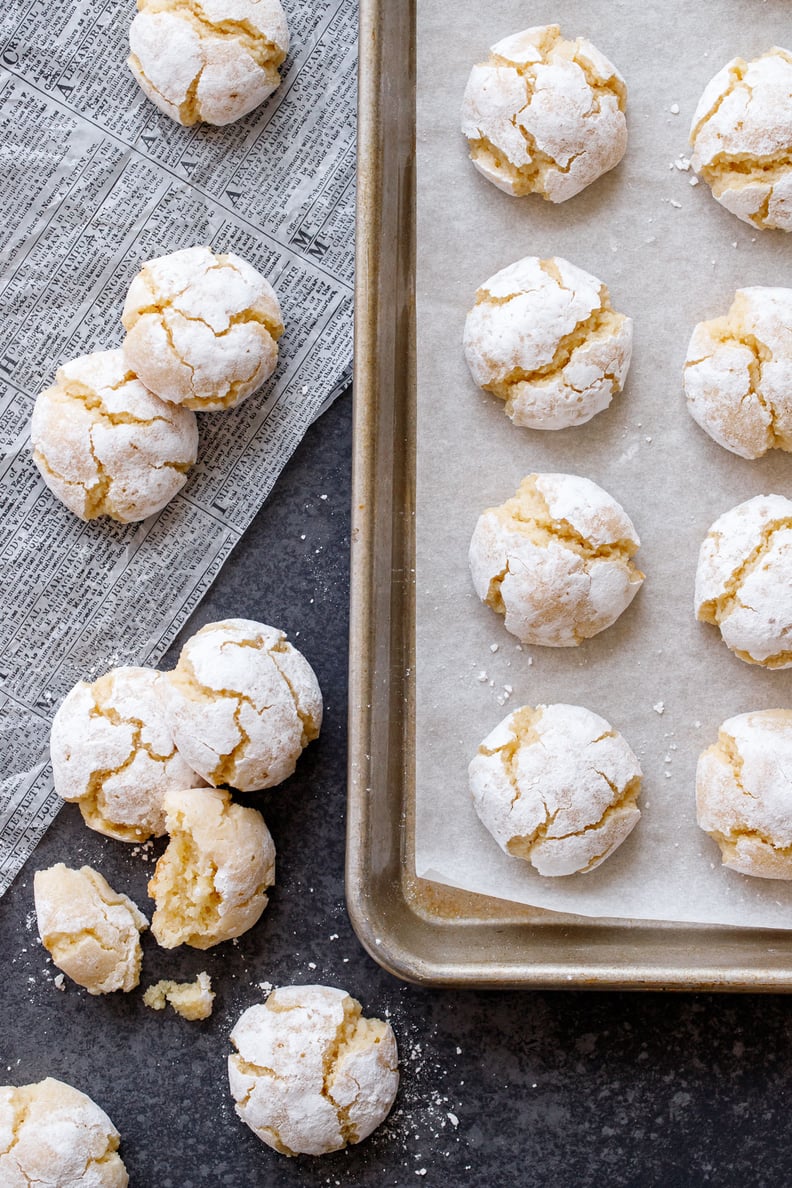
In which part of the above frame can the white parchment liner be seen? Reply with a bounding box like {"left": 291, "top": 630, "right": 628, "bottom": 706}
{"left": 415, "top": 1, "right": 792, "bottom": 927}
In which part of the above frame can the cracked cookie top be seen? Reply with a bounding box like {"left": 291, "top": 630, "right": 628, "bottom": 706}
{"left": 684, "top": 287, "right": 792, "bottom": 459}
{"left": 463, "top": 255, "right": 633, "bottom": 430}
{"left": 228, "top": 985, "right": 399, "bottom": 1156}
{"left": 30, "top": 349, "right": 199, "bottom": 523}
{"left": 51, "top": 665, "right": 203, "bottom": 842}
{"left": 159, "top": 618, "right": 322, "bottom": 792}
{"left": 128, "top": 0, "right": 289, "bottom": 127}
{"left": 469, "top": 703, "right": 642, "bottom": 877}
{"left": 695, "top": 493, "right": 792, "bottom": 667}
{"left": 469, "top": 472, "right": 643, "bottom": 647}
{"left": 148, "top": 786, "right": 276, "bottom": 949}
{"left": 122, "top": 245, "right": 284, "bottom": 411}
{"left": 460, "top": 23, "right": 627, "bottom": 202}
{"left": 34, "top": 864, "right": 148, "bottom": 996}
{"left": 0, "top": 1076, "right": 128, "bottom": 1187}
{"left": 690, "top": 46, "right": 792, "bottom": 231}
{"left": 697, "top": 709, "right": 792, "bottom": 879}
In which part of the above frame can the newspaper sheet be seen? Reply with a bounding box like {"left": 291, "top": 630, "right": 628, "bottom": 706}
{"left": 0, "top": 0, "right": 356, "bottom": 893}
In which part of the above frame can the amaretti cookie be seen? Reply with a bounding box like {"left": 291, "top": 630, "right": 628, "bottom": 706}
{"left": 469, "top": 704, "right": 641, "bottom": 876}
{"left": 122, "top": 246, "right": 284, "bottom": 411}
{"left": 159, "top": 618, "right": 322, "bottom": 792}
{"left": 34, "top": 864, "right": 147, "bottom": 995}
{"left": 463, "top": 256, "right": 632, "bottom": 429}
{"left": 685, "top": 287, "right": 792, "bottom": 458}
{"left": 30, "top": 349, "right": 198, "bottom": 522}
{"left": 0, "top": 1077, "right": 128, "bottom": 1187}
{"left": 228, "top": 985, "right": 399, "bottom": 1156}
{"left": 469, "top": 473, "right": 643, "bottom": 646}
{"left": 695, "top": 494, "right": 792, "bottom": 667}
{"left": 129, "top": 0, "right": 289, "bottom": 127}
{"left": 148, "top": 787, "right": 276, "bottom": 949}
{"left": 697, "top": 709, "right": 792, "bottom": 879}
{"left": 51, "top": 666, "right": 202, "bottom": 842}
{"left": 690, "top": 46, "right": 792, "bottom": 231}
{"left": 461, "top": 24, "right": 627, "bottom": 202}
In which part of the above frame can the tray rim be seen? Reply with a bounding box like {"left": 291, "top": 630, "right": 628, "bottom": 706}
{"left": 346, "top": 0, "right": 792, "bottom": 991}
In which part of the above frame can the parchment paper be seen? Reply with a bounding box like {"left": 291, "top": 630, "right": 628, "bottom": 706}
{"left": 0, "top": 0, "right": 356, "bottom": 894}
{"left": 415, "top": 1, "right": 792, "bottom": 928}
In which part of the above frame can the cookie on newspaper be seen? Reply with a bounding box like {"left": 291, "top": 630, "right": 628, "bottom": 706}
{"left": 122, "top": 246, "right": 284, "bottom": 411}
{"left": 690, "top": 46, "right": 792, "bottom": 231}
{"left": 684, "top": 287, "right": 792, "bottom": 459}
{"left": 695, "top": 494, "right": 792, "bottom": 667}
{"left": 697, "top": 709, "right": 792, "bottom": 879}
{"left": 148, "top": 787, "right": 276, "bottom": 949}
{"left": 469, "top": 473, "right": 643, "bottom": 646}
{"left": 159, "top": 618, "right": 322, "bottom": 792}
{"left": 129, "top": 0, "right": 289, "bottom": 126}
{"left": 34, "top": 864, "right": 148, "bottom": 995}
{"left": 461, "top": 24, "right": 627, "bottom": 202}
{"left": 228, "top": 985, "right": 399, "bottom": 1156}
{"left": 469, "top": 703, "right": 642, "bottom": 876}
{"left": 464, "top": 256, "right": 632, "bottom": 429}
{"left": 30, "top": 350, "right": 198, "bottom": 523}
{"left": 51, "top": 666, "right": 202, "bottom": 842}
{"left": 0, "top": 1077, "right": 128, "bottom": 1187}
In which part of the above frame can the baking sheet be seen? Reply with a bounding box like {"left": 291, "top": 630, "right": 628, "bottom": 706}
{"left": 414, "top": 0, "right": 792, "bottom": 929}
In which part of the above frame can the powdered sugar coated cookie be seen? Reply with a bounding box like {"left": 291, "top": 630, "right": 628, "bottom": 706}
{"left": 461, "top": 24, "right": 627, "bottom": 202}
{"left": 697, "top": 709, "right": 792, "bottom": 878}
{"left": 228, "top": 985, "right": 399, "bottom": 1156}
{"left": 690, "top": 46, "right": 792, "bottom": 230}
{"left": 469, "top": 703, "right": 641, "bottom": 876}
{"left": 159, "top": 618, "right": 322, "bottom": 792}
{"left": 464, "top": 256, "right": 632, "bottom": 429}
{"left": 122, "top": 246, "right": 283, "bottom": 411}
{"left": 129, "top": 0, "right": 289, "bottom": 127}
{"left": 0, "top": 1077, "right": 128, "bottom": 1187}
{"left": 31, "top": 350, "right": 198, "bottom": 522}
{"left": 695, "top": 493, "right": 792, "bottom": 667}
{"left": 51, "top": 666, "right": 202, "bottom": 842}
{"left": 469, "top": 473, "right": 643, "bottom": 646}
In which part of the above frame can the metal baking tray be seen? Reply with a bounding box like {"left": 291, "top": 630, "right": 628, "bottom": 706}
{"left": 346, "top": 0, "right": 792, "bottom": 989}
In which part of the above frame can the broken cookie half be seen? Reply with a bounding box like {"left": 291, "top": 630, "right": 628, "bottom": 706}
{"left": 34, "top": 864, "right": 148, "bottom": 995}
{"left": 148, "top": 786, "right": 276, "bottom": 949}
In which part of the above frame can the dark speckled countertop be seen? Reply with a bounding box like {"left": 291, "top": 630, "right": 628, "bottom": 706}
{"left": 2, "top": 390, "right": 792, "bottom": 1188}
